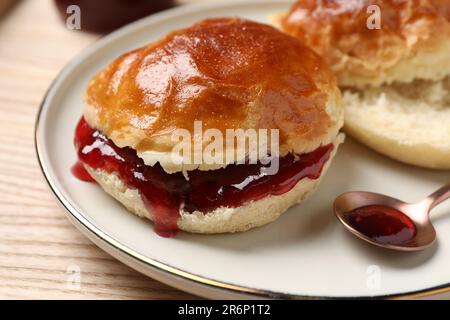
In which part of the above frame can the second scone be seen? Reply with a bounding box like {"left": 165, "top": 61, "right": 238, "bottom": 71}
{"left": 280, "top": 0, "right": 450, "bottom": 169}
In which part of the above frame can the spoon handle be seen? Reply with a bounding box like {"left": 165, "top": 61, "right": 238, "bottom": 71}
{"left": 427, "top": 182, "right": 450, "bottom": 211}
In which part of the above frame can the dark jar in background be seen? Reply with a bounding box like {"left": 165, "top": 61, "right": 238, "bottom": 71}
{"left": 54, "top": 0, "right": 176, "bottom": 33}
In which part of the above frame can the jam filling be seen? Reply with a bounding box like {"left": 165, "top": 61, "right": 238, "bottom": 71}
{"left": 73, "top": 117, "right": 333, "bottom": 237}
{"left": 344, "top": 205, "right": 417, "bottom": 245}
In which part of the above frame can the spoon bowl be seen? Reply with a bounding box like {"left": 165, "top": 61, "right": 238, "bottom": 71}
{"left": 334, "top": 190, "right": 440, "bottom": 251}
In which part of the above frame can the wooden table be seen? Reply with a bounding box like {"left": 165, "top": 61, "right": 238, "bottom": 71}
{"left": 0, "top": 0, "right": 199, "bottom": 300}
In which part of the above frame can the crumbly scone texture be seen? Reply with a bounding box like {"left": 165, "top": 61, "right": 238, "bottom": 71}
{"left": 84, "top": 135, "right": 344, "bottom": 234}
{"left": 84, "top": 18, "right": 343, "bottom": 173}
{"left": 280, "top": 1, "right": 450, "bottom": 169}
{"left": 343, "top": 77, "right": 450, "bottom": 169}
{"left": 281, "top": 0, "right": 450, "bottom": 87}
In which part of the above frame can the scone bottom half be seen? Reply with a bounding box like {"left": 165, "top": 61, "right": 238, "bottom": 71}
{"left": 73, "top": 18, "right": 345, "bottom": 237}
{"left": 73, "top": 117, "right": 343, "bottom": 237}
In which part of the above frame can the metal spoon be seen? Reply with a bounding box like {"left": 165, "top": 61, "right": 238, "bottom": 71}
{"left": 334, "top": 183, "right": 450, "bottom": 251}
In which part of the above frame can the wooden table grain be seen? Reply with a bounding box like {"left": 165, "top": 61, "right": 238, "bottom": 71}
{"left": 0, "top": 0, "right": 200, "bottom": 300}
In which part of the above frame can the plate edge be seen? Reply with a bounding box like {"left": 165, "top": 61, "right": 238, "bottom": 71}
{"left": 34, "top": 0, "right": 450, "bottom": 300}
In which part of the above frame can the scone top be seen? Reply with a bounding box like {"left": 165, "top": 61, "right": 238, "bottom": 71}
{"left": 281, "top": 0, "right": 450, "bottom": 87}
{"left": 84, "top": 18, "right": 343, "bottom": 173}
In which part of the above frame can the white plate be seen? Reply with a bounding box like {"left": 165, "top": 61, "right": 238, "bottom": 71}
{"left": 35, "top": 0, "right": 450, "bottom": 299}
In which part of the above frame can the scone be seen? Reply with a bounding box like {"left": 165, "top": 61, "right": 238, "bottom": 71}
{"left": 72, "top": 18, "right": 344, "bottom": 237}
{"left": 280, "top": 0, "right": 450, "bottom": 169}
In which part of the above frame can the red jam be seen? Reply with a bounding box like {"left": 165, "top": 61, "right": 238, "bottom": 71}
{"left": 344, "top": 205, "right": 417, "bottom": 245}
{"left": 71, "top": 161, "right": 95, "bottom": 182}
{"left": 73, "top": 117, "right": 333, "bottom": 237}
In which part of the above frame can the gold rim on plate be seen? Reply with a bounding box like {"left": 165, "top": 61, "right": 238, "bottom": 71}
{"left": 34, "top": 0, "right": 450, "bottom": 300}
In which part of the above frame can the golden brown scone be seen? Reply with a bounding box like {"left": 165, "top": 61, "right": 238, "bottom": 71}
{"left": 280, "top": 1, "right": 450, "bottom": 169}
{"left": 85, "top": 18, "right": 343, "bottom": 173}
{"left": 281, "top": 0, "right": 450, "bottom": 87}
{"left": 74, "top": 18, "right": 345, "bottom": 236}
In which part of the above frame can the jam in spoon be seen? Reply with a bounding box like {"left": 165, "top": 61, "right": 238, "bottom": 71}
{"left": 334, "top": 183, "right": 450, "bottom": 251}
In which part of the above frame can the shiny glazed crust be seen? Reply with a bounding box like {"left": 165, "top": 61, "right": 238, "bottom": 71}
{"left": 281, "top": 0, "right": 450, "bottom": 87}
{"left": 84, "top": 18, "right": 343, "bottom": 173}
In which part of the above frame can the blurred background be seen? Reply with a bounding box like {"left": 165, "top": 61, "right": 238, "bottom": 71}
{"left": 0, "top": 0, "right": 213, "bottom": 300}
